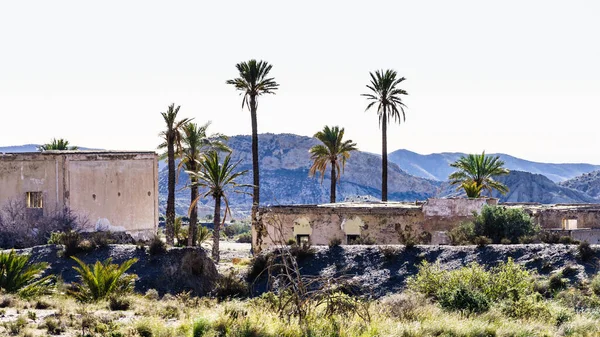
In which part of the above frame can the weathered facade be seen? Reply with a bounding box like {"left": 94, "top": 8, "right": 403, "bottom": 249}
{"left": 256, "top": 199, "right": 600, "bottom": 249}
{"left": 0, "top": 151, "right": 158, "bottom": 238}
{"left": 255, "top": 198, "right": 498, "bottom": 250}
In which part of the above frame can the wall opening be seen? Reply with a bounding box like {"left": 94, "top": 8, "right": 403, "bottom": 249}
{"left": 562, "top": 218, "right": 578, "bottom": 230}
{"left": 347, "top": 234, "right": 360, "bottom": 244}
{"left": 26, "top": 192, "right": 43, "bottom": 208}
{"left": 296, "top": 234, "right": 310, "bottom": 244}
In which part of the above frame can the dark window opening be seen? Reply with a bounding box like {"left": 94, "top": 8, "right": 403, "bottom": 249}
{"left": 26, "top": 192, "right": 43, "bottom": 208}
{"left": 296, "top": 235, "right": 310, "bottom": 245}
{"left": 347, "top": 235, "right": 360, "bottom": 245}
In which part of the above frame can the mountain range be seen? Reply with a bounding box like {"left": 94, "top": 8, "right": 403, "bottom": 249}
{"left": 3, "top": 135, "right": 600, "bottom": 217}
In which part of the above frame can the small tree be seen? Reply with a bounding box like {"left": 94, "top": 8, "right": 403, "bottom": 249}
{"left": 187, "top": 151, "right": 249, "bottom": 262}
{"left": 309, "top": 126, "right": 358, "bottom": 203}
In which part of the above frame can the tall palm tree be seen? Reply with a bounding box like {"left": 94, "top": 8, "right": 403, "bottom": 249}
{"left": 449, "top": 152, "right": 510, "bottom": 198}
{"left": 187, "top": 151, "right": 249, "bottom": 262}
{"left": 309, "top": 126, "right": 358, "bottom": 203}
{"left": 226, "top": 59, "right": 279, "bottom": 250}
{"left": 38, "top": 138, "right": 78, "bottom": 151}
{"left": 362, "top": 69, "right": 408, "bottom": 202}
{"left": 178, "top": 121, "right": 229, "bottom": 246}
{"left": 158, "top": 103, "right": 191, "bottom": 245}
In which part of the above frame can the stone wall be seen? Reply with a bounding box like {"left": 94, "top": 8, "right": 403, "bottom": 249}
{"left": 255, "top": 198, "right": 498, "bottom": 250}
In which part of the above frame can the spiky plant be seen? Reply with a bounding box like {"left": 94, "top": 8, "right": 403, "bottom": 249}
{"left": 38, "top": 138, "right": 78, "bottom": 151}
{"left": 0, "top": 250, "right": 55, "bottom": 298}
{"left": 197, "top": 226, "right": 213, "bottom": 246}
{"left": 309, "top": 126, "right": 358, "bottom": 203}
{"left": 449, "top": 152, "right": 510, "bottom": 198}
{"left": 69, "top": 257, "right": 138, "bottom": 302}
{"left": 362, "top": 69, "right": 408, "bottom": 201}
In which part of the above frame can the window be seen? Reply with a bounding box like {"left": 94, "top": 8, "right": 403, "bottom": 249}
{"left": 296, "top": 235, "right": 310, "bottom": 245}
{"left": 347, "top": 235, "right": 360, "bottom": 245}
{"left": 26, "top": 192, "right": 43, "bottom": 208}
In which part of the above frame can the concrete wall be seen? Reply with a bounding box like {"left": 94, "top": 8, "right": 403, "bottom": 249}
{"left": 0, "top": 151, "right": 158, "bottom": 239}
{"left": 520, "top": 205, "right": 600, "bottom": 230}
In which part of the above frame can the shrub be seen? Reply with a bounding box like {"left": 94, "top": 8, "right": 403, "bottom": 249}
{"left": 214, "top": 270, "right": 249, "bottom": 300}
{"left": 197, "top": 226, "right": 212, "bottom": 246}
{"left": 349, "top": 235, "right": 376, "bottom": 245}
{"left": 501, "top": 295, "right": 551, "bottom": 320}
{"left": 193, "top": 318, "right": 211, "bottom": 337}
{"left": 448, "top": 222, "right": 475, "bottom": 245}
{"left": 247, "top": 254, "right": 270, "bottom": 282}
{"left": 397, "top": 224, "right": 419, "bottom": 249}
{"left": 437, "top": 285, "right": 490, "bottom": 314}
{"left": 578, "top": 241, "right": 595, "bottom": 261}
{"left": 0, "top": 250, "right": 55, "bottom": 298}
{"left": 500, "top": 238, "right": 512, "bottom": 245}
{"left": 160, "top": 304, "right": 180, "bottom": 319}
{"left": 69, "top": 257, "right": 138, "bottom": 302}
{"left": 538, "top": 231, "right": 561, "bottom": 244}
{"left": 379, "top": 245, "right": 399, "bottom": 261}
{"left": 591, "top": 274, "right": 600, "bottom": 296}
{"left": 136, "top": 321, "right": 153, "bottom": 337}
{"left": 549, "top": 271, "right": 569, "bottom": 292}
{"left": 236, "top": 232, "right": 252, "bottom": 243}
{"left": 44, "top": 316, "right": 66, "bottom": 335}
{"left": 329, "top": 237, "right": 342, "bottom": 248}
{"left": 144, "top": 289, "right": 160, "bottom": 300}
{"left": 4, "top": 315, "right": 27, "bottom": 335}
{"left": 289, "top": 242, "right": 316, "bottom": 258}
{"left": 518, "top": 235, "right": 535, "bottom": 244}
{"left": 559, "top": 236, "right": 577, "bottom": 245}
{"left": 48, "top": 230, "right": 81, "bottom": 257}
{"left": 108, "top": 295, "right": 132, "bottom": 311}
{"left": 473, "top": 205, "right": 539, "bottom": 244}
{"left": 380, "top": 292, "right": 426, "bottom": 320}
{"left": 474, "top": 236, "right": 491, "bottom": 248}
{"left": 148, "top": 236, "right": 167, "bottom": 256}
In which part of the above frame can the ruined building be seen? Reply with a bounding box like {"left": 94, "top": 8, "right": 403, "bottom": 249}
{"left": 0, "top": 151, "right": 158, "bottom": 239}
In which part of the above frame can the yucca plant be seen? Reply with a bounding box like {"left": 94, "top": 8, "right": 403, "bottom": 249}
{"left": 69, "top": 257, "right": 138, "bottom": 302}
{"left": 0, "top": 250, "right": 55, "bottom": 298}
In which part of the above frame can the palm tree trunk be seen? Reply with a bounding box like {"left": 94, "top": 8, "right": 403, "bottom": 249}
{"left": 381, "top": 111, "right": 388, "bottom": 202}
{"left": 188, "top": 181, "right": 198, "bottom": 247}
{"left": 212, "top": 195, "right": 221, "bottom": 262}
{"left": 330, "top": 161, "right": 336, "bottom": 203}
{"left": 250, "top": 94, "right": 261, "bottom": 252}
{"left": 166, "top": 134, "right": 176, "bottom": 245}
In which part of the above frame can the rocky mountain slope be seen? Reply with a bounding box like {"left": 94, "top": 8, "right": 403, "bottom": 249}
{"left": 160, "top": 134, "right": 441, "bottom": 216}
{"left": 389, "top": 149, "right": 600, "bottom": 183}
{"left": 437, "top": 170, "right": 597, "bottom": 204}
{"left": 560, "top": 170, "right": 600, "bottom": 200}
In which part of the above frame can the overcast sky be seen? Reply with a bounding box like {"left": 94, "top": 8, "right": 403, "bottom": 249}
{"left": 1, "top": 1, "right": 599, "bottom": 164}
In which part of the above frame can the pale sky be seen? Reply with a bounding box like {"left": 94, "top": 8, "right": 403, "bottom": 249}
{"left": 1, "top": 1, "right": 599, "bottom": 164}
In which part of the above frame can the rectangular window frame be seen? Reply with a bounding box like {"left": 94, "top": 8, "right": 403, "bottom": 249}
{"left": 26, "top": 192, "right": 43, "bottom": 209}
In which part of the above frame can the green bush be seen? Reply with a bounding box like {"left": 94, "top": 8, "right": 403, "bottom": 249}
{"left": 448, "top": 222, "right": 475, "bottom": 245}
{"left": 236, "top": 232, "right": 252, "bottom": 243}
{"left": 549, "top": 271, "right": 569, "bottom": 293}
{"left": 591, "top": 274, "right": 600, "bottom": 296}
{"left": 408, "top": 259, "right": 534, "bottom": 303}
{"left": 193, "top": 318, "right": 211, "bottom": 337}
{"left": 148, "top": 236, "right": 167, "bottom": 255}
{"left": 473, "top": 205, "right": 538, "bottom": 243}
{"left": 0, "top": 250, "right": 55, "bottom": 298}
{"left": 329, "top": 237, "right": 342, "bottom": 248}
{"left": 437, "top": 285, "right": 490, "bottom": 314}
{"left": 578, "top": 241, "right": 595, "bottom": 261}
{"left": 48, "top": 230, "right": 81, "bottom": 257}
{"left": 474, "top": 236, "right": 492, "bottom": 248}
{"left": 108, "top": 295, "right": 132, "bottom": 311}
{"left": 69, "top": 257, "right": 138, "bottom": 302}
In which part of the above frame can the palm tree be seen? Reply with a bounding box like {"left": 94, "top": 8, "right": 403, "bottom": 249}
{"left": 38, "top": 138, "right": 78, "bottom": 151}
{"left": 448, "top": 152, "right": 510, "bottom": 198}
{"left": 309, "top": 126, "right": 358, "bottom": 203}
{"left": 187, "top": 151, "right": 249, "bottom": 262}
{"left": 226, "top": 59, "right": 279, "bottom": 250}
{"left": 178, "top": 121, "right": 229, "bottom": 246}
{"left": 362, "top": 69, "right": 408, "bottom": 202}
{"left": 158, "top": 103, "right": 191, "bottom": 245}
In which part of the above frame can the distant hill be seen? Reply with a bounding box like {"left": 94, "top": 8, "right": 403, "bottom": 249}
{"left": 159, "top": 134, "right": 441, "bottom": 216}
{"left": 560, "top": 170, "right": 600, "bottom": 199}
{"left": 437, "top": 170, "right": 597, "bottom": 204}
{"left": 388, "top": 149, "right": 600, "bottom": 183}
{"left": 0, "top": 144, "right": 40, "bottom": 152}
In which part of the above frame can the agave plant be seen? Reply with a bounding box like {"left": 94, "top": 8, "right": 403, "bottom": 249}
{"left": 0, "top": 250, "right": 55, "bottom": 298}
{"left": 69, "top": 257, "right": 138, "bottom": 302}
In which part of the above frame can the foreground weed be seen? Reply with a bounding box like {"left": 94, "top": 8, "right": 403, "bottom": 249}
{"left": 69, "top": 257, "right": 137, "bottom": 302}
